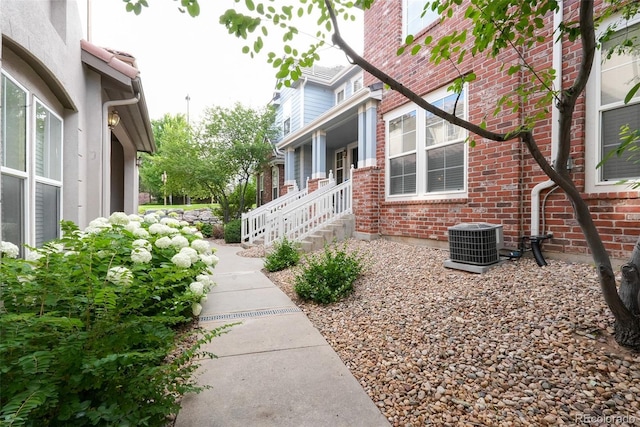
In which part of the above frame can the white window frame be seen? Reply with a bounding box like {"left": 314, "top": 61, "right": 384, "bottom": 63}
{"left": 282, "top": 98, "right": 291, "bottom": 136}
{"left": 385, "top": 84, "right": 468, "bottom": 201}
{"left": 403, "top": 0, "right": 440, "bottom": 39}
{"left": 353, "top": 77, "right": 363, "bottom": 93}
{"left": 271, "top": 166, "right": 279, "bottom": 200}
{"left": 585, "top": 13, "right": 640, "bottom": 193}
{"left": 34, "top": 98, "right": 63, "bottom": 247}
{"left": 1, "top": 71, "right": 63, "bottom": 252}
{"left": 335, "top": 84, "right": 346, "bottom": 104}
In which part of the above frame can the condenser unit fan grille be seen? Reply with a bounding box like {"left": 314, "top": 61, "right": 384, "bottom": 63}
{"left": 448, "top": 223, "right": 503, "bottom": 266}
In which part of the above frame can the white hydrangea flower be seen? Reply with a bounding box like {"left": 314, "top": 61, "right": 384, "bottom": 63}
{"left": 155, "top": 236, "right": 172, "bottom": 249}
{"left": 194, "top": 231, "right": 204, "bottom": 239}
{"left": 0, "top": 241, "right": 20, "bottom": 258}
{"left": 86, "top": 217, "right": 112, "bottom": 233}
{"left": 109, "top": 212, "right": 130, "bottom": 225}
{"left": 160, "top": 217, "right": 180, "bottom": 228}
{"left": 179, "top": 220, "right": 190, "bottom": 227}
{"left": 131, "top": 247, "right": 152, "bottom": 264}
{"left": 44, "top": 242, "right": 64, "bottom": 253}
{"left": 196, "top": 274, "right": 211, "bottom": 284}
{"left": 88, "top": 217, "right": 109, "bottom": 227}
{"left": 124, "top": 221, "right": 142, "bottom": 234}
{"left": 26, "top": 251, "right": 44, "bottom": 262}
{"left": 200, "top": 295, "right": 208, "bottom": 303}
{"left": 191, "top": 239, "right": 211, "bottom": 254}
{"left": 133, "top": 228, "right": 149, "bottom": 238}
{"left": 64, "top": 251, "right": 79, "bottom": 257}
{"left": 84, "top": 226, "right": 104, "bottom": 235}
{"left": 189, "top": 281, "right": 205, "bottom": 296}
{"left": 171, "top": 252, "right": 192, "bottom": 268}
{"left": 149, "top": 223, "right": 173, "bottom": 235}
{"left": 191, "top": 302, "right": 203, "bottom": 316}
{"left": 181, "top": 226, "right": 197, "bottom": 235}
{"left": 199, "top": 253, "right": 219, "bottom": 267}
{"left": 180, "top": 247, "right": 199, "bottom": 263}
{"left": 132, "top": 239, "right": 152, "bottom": 251}
{"left": 106, "top": 266, "right": 133, "bottom": 286}
{"left": 143, "top": 213, "right": 159, "bottom": 224}
{"left": 171, "top": 235, "right": 190, "bottom": 249}
{"left": 128, "top": 214, "right": 143, "bottom": 222}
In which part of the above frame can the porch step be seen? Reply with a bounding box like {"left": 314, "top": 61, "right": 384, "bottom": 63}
{"left": 241, "top": 237, "right": 264, "bottom": 249}
{"left": 299, "top": 215, "right": 354, "bottom": 253}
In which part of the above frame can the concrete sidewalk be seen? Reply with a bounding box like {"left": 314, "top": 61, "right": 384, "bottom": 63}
{"left": 175, "top": 242, "right": 390, "bottom": 427}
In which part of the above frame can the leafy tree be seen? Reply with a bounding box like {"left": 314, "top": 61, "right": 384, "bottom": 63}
{"left": 140, "top": 114, "right": 194, "bottom": 203}
{"left": 125, "top": 1, "right": 640, "bottom": 349}
{"left": 191, "top": 104, "right": 277, "bottom": 222}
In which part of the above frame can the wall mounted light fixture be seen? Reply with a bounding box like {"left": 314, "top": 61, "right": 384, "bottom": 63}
{"left": 107, "top": 110, "right": 120, "bottom": 129}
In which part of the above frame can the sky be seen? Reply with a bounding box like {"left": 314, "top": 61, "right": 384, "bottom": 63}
{"left": 77, "top": 0, "right": 363, "bottom": 122}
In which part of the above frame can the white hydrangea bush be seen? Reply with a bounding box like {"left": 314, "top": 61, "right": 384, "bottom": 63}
{"left": 0, "top": 212, "right": 217, "bottom": 318}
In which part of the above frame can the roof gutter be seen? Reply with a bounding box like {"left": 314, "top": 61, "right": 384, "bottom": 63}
{"left": 101, "top": 92, "right": 140, "bottom": 216}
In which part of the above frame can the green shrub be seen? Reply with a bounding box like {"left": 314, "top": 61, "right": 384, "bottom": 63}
{"left": 294, "top": 242, "right": 364, "bottom": 304}
{"left": 224, "top": 219, "right": 242, "bottom": 244}
{"left": 196, "top": 221, "right": 214, "bottom": 238}
{"left": 0, "top": 212, "right": 229, "bottom": 426}
{"left": 264, "top": 237, "right": 301, "bottom": 272}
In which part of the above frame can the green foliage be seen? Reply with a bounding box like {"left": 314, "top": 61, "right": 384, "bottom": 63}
{"left": 196, "top": 221, "right": 214, "bottom": 238}
{"left": 224, "top": 219, "right": 242, "bottom": 244}
{"left": 294, "top": 242, "right": 365, "bottom": 304}
{"left": 264, "top": 237, "right": 301, "bottom": 272}
{"left": 0, "top": 213, "right": 225, "bottom": 426}
{"left": 212, "top": 180, "right": 257, "bottom": 222}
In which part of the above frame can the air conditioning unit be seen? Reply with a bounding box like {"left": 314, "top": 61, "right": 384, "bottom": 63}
{"left": 445, "top": 223, "right": 503, "bottom": 273}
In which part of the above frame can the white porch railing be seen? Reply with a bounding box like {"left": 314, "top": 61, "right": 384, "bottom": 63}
{"left": 263, "top": 169, "right": 353, "bottom": 247}
{"left": 241, "top": 182, "right": 307, "bottom": 244}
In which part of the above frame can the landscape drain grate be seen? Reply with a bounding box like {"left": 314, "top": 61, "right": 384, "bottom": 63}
{"left": 200, "top": 307, "right": 302, "bottom": 322}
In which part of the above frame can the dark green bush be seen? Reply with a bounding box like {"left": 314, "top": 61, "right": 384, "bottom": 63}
{"left": 224, "top": 219, "right": 242, "bottom": 244}
{"left": 294, "top": 243, "right": 364, "bottom": 304}
{"left": 264, "top": 237, "right": 300, "bottom": 272}
{"left": 196, "top": 221, "right": 214, "bottom": 238}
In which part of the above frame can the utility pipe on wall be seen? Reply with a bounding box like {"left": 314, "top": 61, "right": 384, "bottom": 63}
{"left": 530, "top": 0, "right": 563, "bottom": 237}
{"left": 101, "top": 93, "right": 140, "bottom": 217}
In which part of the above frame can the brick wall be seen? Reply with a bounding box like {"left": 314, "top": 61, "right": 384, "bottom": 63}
{"left": 362, "top": 0, "right": 640, "bottom": 262}
{"left": 257, "top": 164, "right": 285, "bottom": 206}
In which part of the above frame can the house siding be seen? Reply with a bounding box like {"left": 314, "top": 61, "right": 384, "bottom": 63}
{"left": 357, "top": 0, "right": 640, "bottom": 262}
{"left": 303, "top": 83, "right": 334, "bottom": 125}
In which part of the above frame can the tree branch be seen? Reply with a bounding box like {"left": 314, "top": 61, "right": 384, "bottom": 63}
{"left": 325, "top": 0, "right": 525, "bottom": 144}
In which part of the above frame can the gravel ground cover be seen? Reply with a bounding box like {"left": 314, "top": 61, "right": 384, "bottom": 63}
{"left": 238, "top": 239, "right": 640, "bottom": 426}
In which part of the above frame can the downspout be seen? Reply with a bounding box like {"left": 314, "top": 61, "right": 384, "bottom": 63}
{"left": 529, "top": 0, "right": 563, "bottom": 264}
{"left": 101, "top": 92, "right": 140, "bottom": 216}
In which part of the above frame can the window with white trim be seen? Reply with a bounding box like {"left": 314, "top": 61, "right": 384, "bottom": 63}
{"left": 282, "top": 99, "right": 291, "bottom": 136}
{"left": 586, "top": 17, "right": 640, "bottom": 192}
{"left": 272, "top": 166, "right": 279, "bottom": 200}
{"left": 336, "top": 87, "right": 345, "bottom": 104}
{"left": 353, "top": 77, "right": 363, "bottom": 93}
{"left": 599, "top": 22, "right": 640, "bottom": 181}
{"left": 403, "top": 0, "right": 439, "bottom": 38}
{"left": 1, "top": 72, "right": 63, "bottom": 254}
{"left": 386, "top": 86, "right": 467, "bottom": 199}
